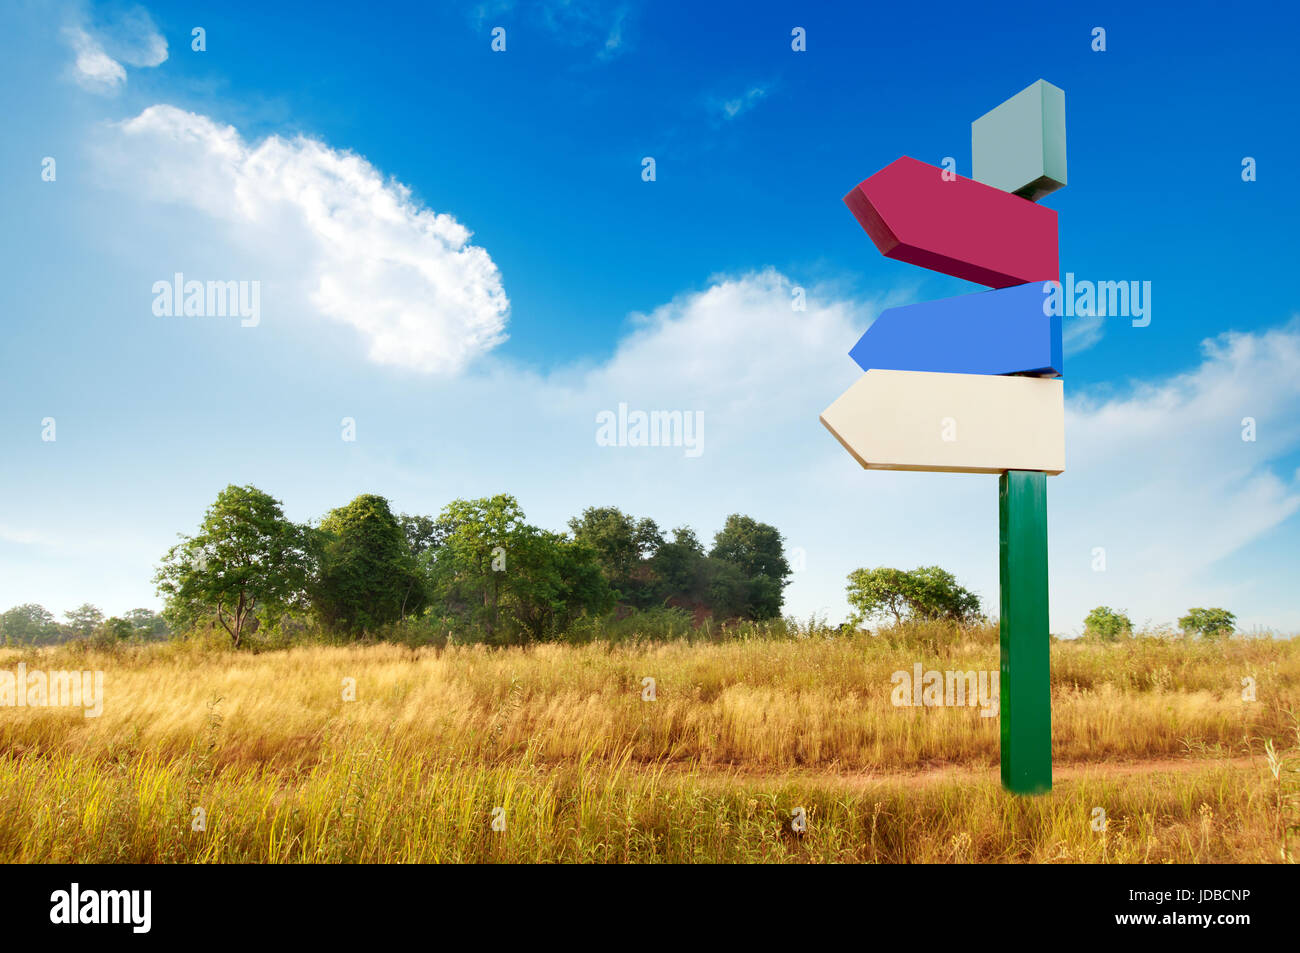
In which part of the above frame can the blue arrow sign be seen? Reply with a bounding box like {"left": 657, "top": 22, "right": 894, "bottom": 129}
{"left": 849, "top": 282, "right": 1063, "bottom": 378}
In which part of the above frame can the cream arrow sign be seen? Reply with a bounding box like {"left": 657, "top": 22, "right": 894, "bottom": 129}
{"left": 819, "top": 369, "right": 1064, "bottom": 475}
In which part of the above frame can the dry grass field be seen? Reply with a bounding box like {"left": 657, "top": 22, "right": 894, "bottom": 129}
{"left": 1, "top": 623, "right": 1297, "bottom": 863}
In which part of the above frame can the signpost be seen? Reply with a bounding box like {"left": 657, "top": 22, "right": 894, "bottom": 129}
{"left": 825, "top": 80, "right": 1068, "bottom": 795}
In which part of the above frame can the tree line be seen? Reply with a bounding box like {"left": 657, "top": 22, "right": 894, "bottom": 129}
{"left": 1, "top": 486, "right": 1239, "bottom": 646}
{"left": 0, "top": 603, "right": 168, "bottom": 646}
{"left": 145, "top": 485, "right": 793, "bottom": 647}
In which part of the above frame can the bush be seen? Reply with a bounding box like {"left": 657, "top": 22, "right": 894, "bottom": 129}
{"left": 1179, "top": 607, "right": 1236, "bottom": 640}
{"left": 846, "top": 566, "right": 981, "bottom": 626}
{"left": 1083, "top": 606, "right": 1133, "bottom": 641}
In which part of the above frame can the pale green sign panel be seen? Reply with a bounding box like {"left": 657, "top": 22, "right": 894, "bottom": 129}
{"left": 972, "top": 79, "right": 1067, "bottom": 200}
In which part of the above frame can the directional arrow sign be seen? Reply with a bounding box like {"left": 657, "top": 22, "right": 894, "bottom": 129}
{"left": 843, "top": 156, "right": 1058, "bottom": 288}
{"left": 820, "top": 369, "right": 1064, "bottom": 474}
{"left": 849, "top": 283, "right": 1063, "bottom": 378}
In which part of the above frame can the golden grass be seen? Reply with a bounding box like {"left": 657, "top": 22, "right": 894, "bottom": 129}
{"left": 1, "top": 626, "right": 1296, "bottom": 863}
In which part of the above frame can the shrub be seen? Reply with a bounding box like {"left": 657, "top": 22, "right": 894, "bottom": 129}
{"left": 1179, "top": 607, "right": 1236, "bottom": 640}
{"left": 1083, "top": 605, "right": 1133, "bottom": 641}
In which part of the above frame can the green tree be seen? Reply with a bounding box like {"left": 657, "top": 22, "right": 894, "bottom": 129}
{"left": 97, "top": 616, "right": 136, "bottom": 642}
{"left": 398, "top": 512, "right": 442, "bottom": 557}
{"left": 649, "top": 526, "right": 707, "bottom": 599}
{"left": 503, "top": 528, "right": 614, "bottom": 642}
{"left": 699, "top": 556, "right": 751, "bottom": 620}
{"left": 710, "top": 514, "right": 790, "bottom": 582}
{"left": 123, "top": 608, "right": 169, "bottom": 639}
{"left": 155, "top": 484, "right": 314, "bottom": 648}
{"left": 906, "top": 566, "right": 981, "bottom": 622}
{"left": 1179, "top": 607, "right": 1236, "bottom": 640}
{"left": 709, "top": 515, "right": 792, "bottom": 620}
{"left": 0, "top": 604, "right": 60, "bottom": 645}
{"left": 846, "top": 566, "right": 981, "bottom": 626}
{"left": 846, "top": 567, "right": 917, "bottom": 626}
{"left": 315, "top": 494, "right": 425, "bottom": 636}
{"left": 1083, "top": 605, "right": 1132, "bottom": 641}
{"left": 567, "top": 506, "right": 663, "bottom": 607}
{"left": 64, "top": 603, "right": 104, "bottom": 640}
{"left": 425, "top": 494, "right": 527, "bottom": 638}
{"left": 643, "top": 526, "right": 759, "bottom": 622}
{"left": 428, "top": 495, "right": 613, "bottom": 643}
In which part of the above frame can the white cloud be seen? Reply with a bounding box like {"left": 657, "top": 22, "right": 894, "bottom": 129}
{"left": 64, "top": 25, "right": 127, "bottom": 91}
{"left": 62, "top": 4, "right": 167, "bottom": 92}
{"left": 101, "top": 105, "right": 510, "bottom": 375}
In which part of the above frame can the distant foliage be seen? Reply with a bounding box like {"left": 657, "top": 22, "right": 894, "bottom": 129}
{"left": 1179, "top": 607, "right": 1236, "bottom": 640}
{"left": 846, "top": 566, "right": 981, "bottom": 626}
{"left": 10, "top": 488, "right": 790, "bottom": 649}
{"left": 0, "top": 603, "right": 169, "bottom": 646}
{"left": 0, "top": 603, "right": 61, "bottom": 645}
{"left": 143, "top": 487, "right": 791, "bottom": 646}
{"left": 98, "top": 616, "right": 135, "bottom": 643}
{"left": 1083, "top": 605, "right": 1133, "bottom": 641}
{"left": 122, "top": 608, "right": 169, "bottom": 640}
{"left": 565, "top": 507, "right": 793, "bottom": 622}
{"left": 64, "top": 603, "right": 104, "bottom": 640}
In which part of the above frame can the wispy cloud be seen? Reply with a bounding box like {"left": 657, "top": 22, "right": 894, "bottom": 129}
{"left": 469, "top": 0, "right": 514, "bottom": 31}
{"left": 541, "top": 0, "right": 630, "bottom": 55}
{"left": 0, "top": 524, "right": 53, "bottom": 547}
{"left": 1063, "top": 314, "right": 1104, "bottom": 355}
{"left": 712, "top": 84, "right": 769, "bottom": 121}
{"left": 470, "top": 0, "right": 634, "bottom": 61}
{"left": 595, "top": 5, "right": 632, "bottom": 61}
{"left": 62, "top": 3, "right": 167, "bottom": 93}
{"left": 719, "top": 85, "right": 769, "bottom": 120}
{"left": 0, "top": 523, "right": 138, "bottom": 555}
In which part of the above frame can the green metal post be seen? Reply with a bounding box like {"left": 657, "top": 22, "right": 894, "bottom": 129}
{"left": 999, "top": 469, "right": 1052, "bottom": 794}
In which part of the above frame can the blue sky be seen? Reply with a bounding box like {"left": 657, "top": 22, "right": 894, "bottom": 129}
{"left": 2, "top": 0, "right": 1299, "bottom": 634}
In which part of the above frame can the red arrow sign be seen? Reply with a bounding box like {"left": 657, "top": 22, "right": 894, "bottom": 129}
{"left": 844, "top": 156, "right": 1058, "bottom": 288}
